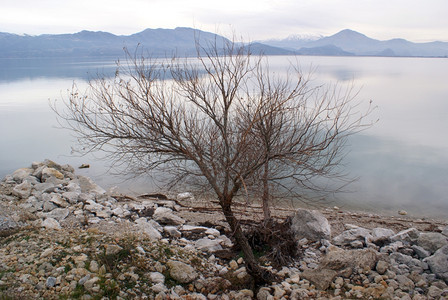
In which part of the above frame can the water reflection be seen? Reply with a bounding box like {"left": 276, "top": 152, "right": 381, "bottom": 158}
{"left": 0, "top": 56, "right": 447, "bottom": 218}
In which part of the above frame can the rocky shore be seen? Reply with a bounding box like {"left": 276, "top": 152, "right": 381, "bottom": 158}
{"left": 1, "top": 160, "right": 448, "bottom": 299}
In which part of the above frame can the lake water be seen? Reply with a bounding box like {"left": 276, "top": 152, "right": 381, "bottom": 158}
{"left": 1, "top": 56, "right": 447, "bottom": 218}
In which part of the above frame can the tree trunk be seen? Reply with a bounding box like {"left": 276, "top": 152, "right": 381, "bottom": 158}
{"left": 261, "top": 160, "right": 271, "bottom": 224}
{"left": 220, "top": 199, "right": 277, "bottom": 285}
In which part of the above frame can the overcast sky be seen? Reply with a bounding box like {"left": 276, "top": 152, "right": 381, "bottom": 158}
{"left": 1, "top": 0, "right": 447, "bottom": 42}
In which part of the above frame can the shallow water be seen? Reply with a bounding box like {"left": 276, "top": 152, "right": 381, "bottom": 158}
{"left": 0, "top": 56, "right": 447, "bottom": 218}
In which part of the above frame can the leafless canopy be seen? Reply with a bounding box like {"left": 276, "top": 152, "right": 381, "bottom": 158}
{"left": 53, "top": 39, "right": 374, "bottom": 282}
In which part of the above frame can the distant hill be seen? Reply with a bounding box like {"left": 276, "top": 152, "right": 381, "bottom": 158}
{"left": 1, "top": 28, "right": 447, "bottom": 58}
{"left": 0, "top": 27, "right": 293, "bottom": 58}
{"left": 260, "top": 29, "right": 448, "bottom": 57}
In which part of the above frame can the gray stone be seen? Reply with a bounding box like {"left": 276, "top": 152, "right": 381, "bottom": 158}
{"left": 42, "top": 200, "right": 57, "bottom": 212}
{"left": 370, "top": 227, "right": 395, "bottom": 243}
{"left": 12, "top": 180, "right": 32, "bottom": 199}
{"left": 290, "top": 208, "right": 331, "bottom": 241}
{"left": 46, "top": 276, "right": 57, "bottom": 288}
{"left": 75, "top": 175, "right": 106, "bottom": 194}
{"left": 390, "top": 228, "right": 420, "bottom": 244}
{"left": 0, "top": 214, "right": 21, "bottom": 233}
{"left": 396, "top": 274, "right": 415, "bottom": 292}
{"left": 46, "top": 208, "right": 70, "bottom": 221}
{"left": 167, "top": 260, "right": 198, "bottom": 283}
{"left": 33, "top": 182, "right": 57, "bottom": 193}
{"left": 424, "top": 245, "right": 448, "bottom": 283}
{"left": 194, "top": 238, "right": 223, "bottom": 252}
{"left": 333, "top": 227, "right": 372, "bottom": 246}
{"left": 390, "top": 252, "right": 426, "bottom": 271}
{"left": 153, "top": 207, "right": 185, "bottom": 225}
{"left": 412, "top": 245, "right": 431, "bottom": 259}
{"left": 417, "top": 232, "right": 448, "bottom": 254}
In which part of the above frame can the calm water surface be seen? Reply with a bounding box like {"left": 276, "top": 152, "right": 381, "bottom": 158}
{"left": 0, "top": 56, "right": 447, "bottom": 218}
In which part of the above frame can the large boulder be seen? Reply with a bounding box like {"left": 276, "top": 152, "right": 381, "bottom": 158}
{"left": 290, "top": 209, "right": 331, "bottom": 241}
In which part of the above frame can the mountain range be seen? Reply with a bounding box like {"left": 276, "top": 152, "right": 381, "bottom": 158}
{"left": 0, "top": 27, "right": 447, "bottom": 58}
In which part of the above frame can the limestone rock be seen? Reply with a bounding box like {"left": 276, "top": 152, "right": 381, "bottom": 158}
{"left": 301, "top": 268, "right": 338, "bottom": 290}
{"left": 290, "top": 208, "right": 331, "bottom": 241}
{"left": 135, "top": 218, "right": 162, "bottom": 240}
{"left": 153, "top": 207, "right": 185, "bottom": 225}
{"left": 41, "top": 167, "right": 65, "bottom": 181}
{"left": 12, "top": 181, "right": 32, "bottom": 199}
{"left": 370, "top": 227, "right": 395, "bottom": 244}
{"left": 321, "top": 246, "right": 379, "bottom": 272}
{"left": 75, "top": 175, "right": 106, "bottom": 194}
{"left": 42, "top": 217, "right": 61, "bottom": 230}
{"left": 333, "top": 227, "right": 372, "bottom": 246}
{"left": 194, "top": 238, "right": 223, "bottom": 252}
{"left": 167, "top": 260, "right": 198, "bottom": 283}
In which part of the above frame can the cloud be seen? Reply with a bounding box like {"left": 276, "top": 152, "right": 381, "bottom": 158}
{"left": 0, "top": 0, "right": 447, "bottom": 42}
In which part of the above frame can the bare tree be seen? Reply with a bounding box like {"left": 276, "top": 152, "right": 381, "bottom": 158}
{"left": 53, "top": 40, "right": 373, "bottom": 283}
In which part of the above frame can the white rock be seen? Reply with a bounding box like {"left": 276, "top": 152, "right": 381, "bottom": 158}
{"left": 216, "top": 235, "right": 233, "bottom": 247}
{"left": 205, "top": 228, "right": 221, "bottom": 237}
{"left": 149, "top": 272, "right": 165, "bottom": 284}
{"left": 42, "top": 218, "right": 61, "bottom": 230}
{"left": 153, "top": 207, "right": 185, "bottom": 225}
{"left": 135, "top": 218, "right": 162, "bottom": 240}
{"left": 290, "top": 208, "right": 331, "bottom": 241}
{"left": 177, "top": 192, "right": 194, "bottom": 201}
{"left": 195, "top": 238, "right": 223, "bottom": 252}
